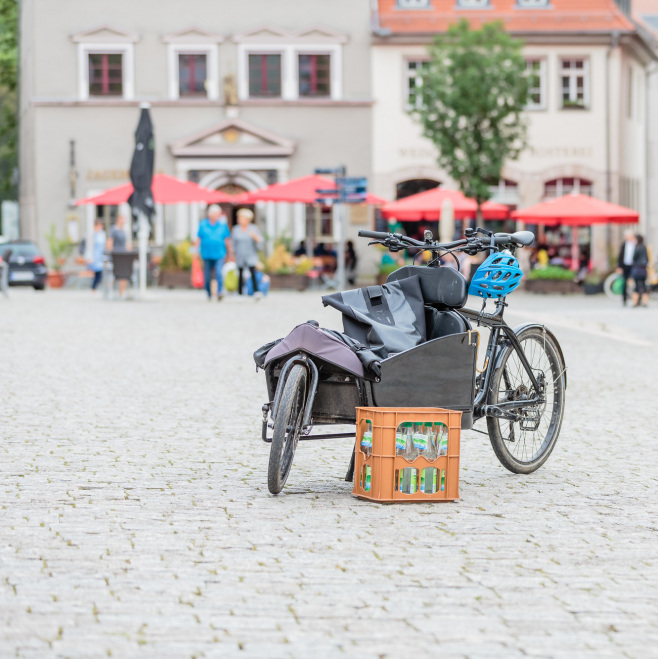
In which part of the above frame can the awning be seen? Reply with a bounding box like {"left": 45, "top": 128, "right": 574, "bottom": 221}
{"left": 380, "top": 187, "right": 510, "bottom": 221}
{"left": 235, "top": 174, "right": 388, "bottom": 205}
{"left": 511, "top": 192, "right": 640, "bottom": 226}
{"left": 75, "top": 173, "right": 236, "bottom": 206}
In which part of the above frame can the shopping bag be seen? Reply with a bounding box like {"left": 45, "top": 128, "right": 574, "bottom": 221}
{"left": 191, "top": 256, "right": 204, "bottom": 289}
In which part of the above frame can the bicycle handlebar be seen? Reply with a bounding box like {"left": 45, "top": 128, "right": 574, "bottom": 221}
{"left": 358, "top": 228, "right": 533, "bottom": 255}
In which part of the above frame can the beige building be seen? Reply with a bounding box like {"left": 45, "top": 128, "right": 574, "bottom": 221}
{"left": 371, "top": 0, "right": 657, "bottom": 271}
{"left": 19, "top": 0, "right": 373, "bottom": 256}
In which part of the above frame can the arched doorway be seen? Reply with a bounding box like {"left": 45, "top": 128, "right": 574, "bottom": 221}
{"left": 198, "top": 170, "right": 268, "bottom": 226}
{"left": 396, "top": 178, "right": 440, "bottom": 200}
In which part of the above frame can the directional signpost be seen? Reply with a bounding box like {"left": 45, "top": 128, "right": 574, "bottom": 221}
{"left": 315, "top": 168, "right": 368, "bottom": 290}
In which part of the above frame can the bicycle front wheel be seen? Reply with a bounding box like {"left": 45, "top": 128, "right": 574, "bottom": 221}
{"left": 487, "top": 327, "right": 566, "bottom": 474}
{"left": 267, "top": 364, "right": 308, "bottom": 494}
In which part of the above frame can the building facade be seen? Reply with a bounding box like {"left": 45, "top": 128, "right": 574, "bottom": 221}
{"left": 19, "top": 0, "right": 373, "bottom": 256}
{"left": 371, "top": 0, "right": 656, "bottom": 271}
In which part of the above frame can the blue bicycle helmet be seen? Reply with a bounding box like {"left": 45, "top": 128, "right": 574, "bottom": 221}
{"left": 469, "top": 252, "right": 523, "bottom": 299}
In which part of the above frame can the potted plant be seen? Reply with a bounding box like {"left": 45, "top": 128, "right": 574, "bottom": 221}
{"left": 525, "top": 265, "right": 580, "bottom": 294}
{"left": 377, "top": 261, "right": 403, "bottom": 286}
{"left": 45, "top": 224, "right": 73, "bottom": 288}
{"left": 158, "top": 240, "right": 193, "bottom": 288}
{"left": 266, "top": 242, "right": 309, "bottom": 290}
{"left": 583, "top": 271, "right": 604, "bottom": 295}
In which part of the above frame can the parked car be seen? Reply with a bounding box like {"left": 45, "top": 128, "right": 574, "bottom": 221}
{"left": 0, "top": 240, "right": 48, "bottom": 290}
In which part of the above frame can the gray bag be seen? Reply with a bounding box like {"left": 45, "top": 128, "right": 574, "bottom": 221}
{"left": 322, "top": 276, "right": 426, "bottom": 360}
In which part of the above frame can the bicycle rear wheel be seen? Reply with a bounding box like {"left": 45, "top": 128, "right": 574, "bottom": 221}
{"left": 487, "top": 327, "right": 566, "bottom": 474}
{"left": 267, "top": 364, "right": 308, "bottom": 494}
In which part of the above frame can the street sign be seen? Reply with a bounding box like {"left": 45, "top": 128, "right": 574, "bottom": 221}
{"left": 336, "top": 177, "right": 367, "bottom": 204}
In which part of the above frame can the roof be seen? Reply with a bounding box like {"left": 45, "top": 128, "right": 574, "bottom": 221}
{"left": 376, "top": 0, "right": 636, "bottom": 36}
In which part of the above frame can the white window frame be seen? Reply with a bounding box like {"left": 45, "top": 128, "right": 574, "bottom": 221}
{"left": 404, "top": 59, "right": 430, "bottom": 110}
{"left": 517, "top": 0, "right": 550, "bottom": 7}
{"left": 525, "top": 58, "right": 547, "bottom": 111}
{"left": 167, "top": 43, "right": 219, "bottom": 100}
{"left": 237, "top": 43, "right": 342, "bottom": 101}
{"left": 560, "top": 58, "right": 589, "bottom": 110}
{"left": 397, "top": 0, "right": 430, "bottom": 8}
{"left": 456, "top": 0, "right": 490, "bottom": 8}
{"left": 78, "top": 43, "right": 134, "bottom": 100}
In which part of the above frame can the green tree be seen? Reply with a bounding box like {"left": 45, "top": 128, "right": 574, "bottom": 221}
{"left": 0, "top": 0, "right": 18, "bottom": 206}
{"left": 413, "top": 19, "right": 529, "bottom": 224}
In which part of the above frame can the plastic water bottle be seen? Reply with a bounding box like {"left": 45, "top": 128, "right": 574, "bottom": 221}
{"left": 364, "top": 465, "right": 371, "bottom": 492}
{"left": 395, "top": 423, "right": 408, "bottom": 456}
{"left": 361, "top": 420, "right": 373, "bottom": 457}
{"left": 425, "top": 422, "right": 437, "bottom": 460}
{"left": 420, "top": 467, "right": 438, "bottom": 493}
{"left": 399, "top": 467, "right": 417, "bottom": 494}
{"left": 412, "top": 423, "right": 427, "bottom": 458}
{"left": 436, "top": 422, "right": 448, "bottom": 457}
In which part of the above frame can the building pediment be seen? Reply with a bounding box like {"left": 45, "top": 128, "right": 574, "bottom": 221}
{"left": 233, "top": 24, "right": 348, "bottom": 44}
{"left": 170, "top": 119, "right": 295, "bottom": 158}
{"left": 162, "top": 27, "right": 224, "bottom": 44}
{"left": 71, "top": 25, "right": 139, "bottom": 43}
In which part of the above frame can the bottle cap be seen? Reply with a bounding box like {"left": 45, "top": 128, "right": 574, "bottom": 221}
{"left": 424, "top": 422, "right": 433, "bottom": 427}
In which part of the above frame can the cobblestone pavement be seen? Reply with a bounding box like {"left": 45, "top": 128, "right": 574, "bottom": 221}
{"left": 1, "top": 288, "right": 657, "bottom": 658}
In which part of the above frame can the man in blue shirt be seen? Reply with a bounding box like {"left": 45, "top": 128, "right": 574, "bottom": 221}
{"left": 195, "top": 204, "right": 233, "bottom": 300}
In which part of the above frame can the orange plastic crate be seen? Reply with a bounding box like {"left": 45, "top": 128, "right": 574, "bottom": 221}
{"left": 353, "top": 407, "right": 462, "bottom": 503}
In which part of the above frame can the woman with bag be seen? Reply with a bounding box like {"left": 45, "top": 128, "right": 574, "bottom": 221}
{"left": 231, "top": 208, "right": 263, "bottom": 299}
{"left": 631, "top": 234, "right": 649, "bottom": 308}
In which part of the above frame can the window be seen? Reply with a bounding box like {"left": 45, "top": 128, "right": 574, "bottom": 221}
{"left": 178, "top": 54, "right": 207, "bottom": 97}
{"left": 489, "top": 179, "right": 519, "bottom": 207}
{"left": 166, "top": 43, "right": 219, "bottom": 101}
{"left": 544, "top": 178, "right": 592, "bottom": 199}
{"left": 525, "top": 59, "right": 546, "bottom": 110}
{"left": 397, "top": 0, "right": 430, "bottom": 7}
{"left": 517, "top": 0, "right": 549, "bottom": 6}
{"left": 406, "top": 60, "right": 429, "bottom": 109}
{"left": 457, "top": 0, "right": 489, "bottom": 7}
{"left": 560, "top": 58, "right": 589, "bottom": 109}
{"left": 88, "top": 53, "right": 123, "bottom": 96}
{"left": 248, "top": 54, "right": 282, "bottom": 98}
{"left": 298, "top": 54, "right": 331, "bottom": 97}
{"left": 627, "top": 65, "right": 633, "bottom": 119}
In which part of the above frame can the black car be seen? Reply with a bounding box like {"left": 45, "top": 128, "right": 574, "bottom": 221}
{"left": 0, "top": 240, "right": 48, "bottom": 290}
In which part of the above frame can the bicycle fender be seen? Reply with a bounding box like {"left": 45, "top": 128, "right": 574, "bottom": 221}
{"left": 494, "top": 323, "right": 567, "bottom": 390}
{"left": 271, "top": 353, "right": 319, "bottom": 430}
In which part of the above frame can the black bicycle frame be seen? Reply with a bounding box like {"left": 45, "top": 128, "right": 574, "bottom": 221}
{"left": 459, "top": 296, "right": 543, "bottom": 421}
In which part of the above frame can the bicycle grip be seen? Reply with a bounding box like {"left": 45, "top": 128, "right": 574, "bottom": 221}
{"left": 358, "top": 230, "right": 391, "bottom": 240}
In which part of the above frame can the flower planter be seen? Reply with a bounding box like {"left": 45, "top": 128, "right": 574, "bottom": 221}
{"left": 525, "top": 279, "right": 581, "bottom": 295}
{"left": 47, "top": 271, "right": 65, "bottom": 288}
{"left": 158, "top": 270, "right": 192, "bottom": 289}
{"left": 584, "top": 282, "right": 604, "bottom": 295}
{"left": 269, "top": 273, "right": 309, "bottom": 291}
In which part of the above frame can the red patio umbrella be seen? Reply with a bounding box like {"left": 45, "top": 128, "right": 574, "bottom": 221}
{"left": 380, "top": 187, "right": 510, "bottom": 221}
{"left": 511, "top": 193, "right": 639, "bottom": 271}
{"left": 76, "top": 173, "right": 235, "bottom": 206}
{"left": 235, "top": 174, "right": 388, "bottom": 205}
{"left": 510, "top": 192, "right": 639, "bottom": 225}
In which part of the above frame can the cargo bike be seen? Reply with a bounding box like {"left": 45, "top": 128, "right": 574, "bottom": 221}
{"left": 255, "top": 227, "right": 567, "bottom": 494}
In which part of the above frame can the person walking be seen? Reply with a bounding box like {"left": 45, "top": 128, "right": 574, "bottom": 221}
{"left": 616, "top": 230, "right": 636, "bottom": 306}
{"left": 107, "top": 215, "right": 131, "bottom": 297}
{"left": 631, "top": 234, "right": 649, "bottom": 308}
{"left": 231, "top": 208, "right": 263, "bottom": 298}
{"left": 88, "top": 218, "right": 106, "bottom": 292}
{"left": 345, "top": 240, "right": 358, "bottom": 286}
{"left": 195, "top": 204, "right": 232, "bottom": 300}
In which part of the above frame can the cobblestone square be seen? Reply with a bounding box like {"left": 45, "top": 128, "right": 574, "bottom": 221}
{"left": 1, "top": 289, "right": 657, "bottom": 658}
